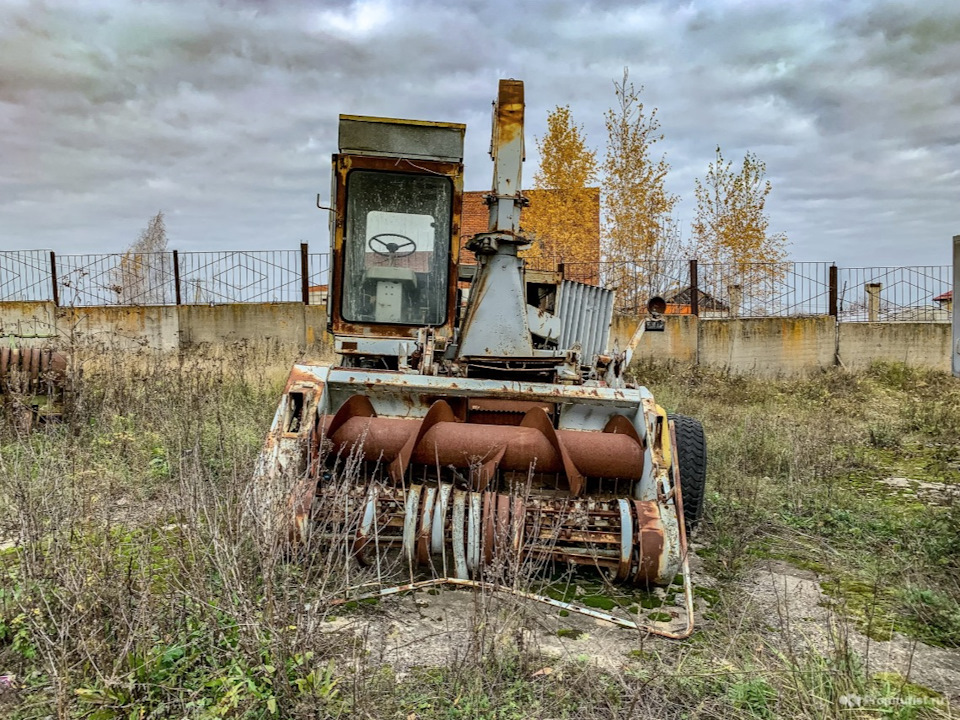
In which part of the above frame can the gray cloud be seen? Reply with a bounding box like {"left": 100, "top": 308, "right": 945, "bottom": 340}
{"left": 0, "top": 0, "right": 957, "bottom": 265}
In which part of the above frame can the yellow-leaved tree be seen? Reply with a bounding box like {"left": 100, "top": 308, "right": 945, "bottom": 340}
{"left": 602, "top": 69, "right": 680, "bottom": 312}
{"left": 691, "top": 147, "right": 789, "bottom": 314}
{"left": 522, "top": 105, "right": 600, "bottom": 281}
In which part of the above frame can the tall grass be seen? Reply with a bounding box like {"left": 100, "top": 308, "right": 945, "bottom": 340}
{"left": 0, "top": 349, "right": 957, "bottom": 718}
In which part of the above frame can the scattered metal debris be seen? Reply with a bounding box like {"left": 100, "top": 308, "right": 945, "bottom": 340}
{"left": 0, "top": 345, "right": 68, "bottom": 428}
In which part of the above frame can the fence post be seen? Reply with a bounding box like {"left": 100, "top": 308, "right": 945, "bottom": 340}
{"left": 952, "top": 235, "right": 959, "bottom": 378}
{"left": 828, "top": 264, "right": 838, "bottom": 317}
{"left": 729, "top": 284, "right": 742, "bottom": 318}
{"left": 866, "top": 282, "right": 881, "bottom": 322}
{"left": 689, "top": 259, "right": 699, "bottom": 316}
{"left": 300, "top": 242, "right": 310, "bottom": 305}
{"left": 49, "top": 251, "right": 59, "bottom": 307}
{"left": 172, "top": 250, "right": 182, "bottom": 306}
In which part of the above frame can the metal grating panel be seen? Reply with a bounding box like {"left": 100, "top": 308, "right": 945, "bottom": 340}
{"left": 556, "top": 279, "right": 614, "bottom": 362}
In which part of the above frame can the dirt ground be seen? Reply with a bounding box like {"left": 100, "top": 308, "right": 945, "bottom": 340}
{"left": 741, "top": 560, "right": 960, "bottom": 700}
{"left": 321, "top": 553, "right": 960, "bottom": 702}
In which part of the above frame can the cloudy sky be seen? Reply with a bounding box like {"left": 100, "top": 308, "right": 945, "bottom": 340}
{"left": 1, "top": 0, "right": 958, "bottom": 265}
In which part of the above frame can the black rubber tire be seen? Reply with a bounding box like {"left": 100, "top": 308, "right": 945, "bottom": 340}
{"left": 668, "top": 414, "right": 707, "bottom": 533}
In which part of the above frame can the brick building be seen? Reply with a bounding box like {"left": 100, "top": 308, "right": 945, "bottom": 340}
{"left": 459, "top": 189, "right": 600, "bottom": 282}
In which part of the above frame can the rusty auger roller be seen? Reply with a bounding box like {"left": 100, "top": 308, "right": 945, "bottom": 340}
{"left": 255, "top": 79, "right": 707, "bottom": 637}
{"left": 319, "top": 395, "right": 646, "bottom": 495}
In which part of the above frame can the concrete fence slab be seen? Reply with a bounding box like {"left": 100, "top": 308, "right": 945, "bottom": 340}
{"left": 0, "top": 301, "right": 57, "bottom": 346}
{"left": 56, "top": 306, "right": 180, "bottom": 351}
{"left": 611, "top": 315, "right": 698, "bottom": 365}
{"left": 839, "top": 322, "right": 952, "bottom": 373}
{"left": 178, "top": 303, "right": 306, "bottom": 347}
{"left": 698, "top": 316, "right": 837, "bottom": 377}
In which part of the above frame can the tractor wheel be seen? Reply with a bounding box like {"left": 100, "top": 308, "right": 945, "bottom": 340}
{"left": 668, "top": 414, "right": 707, "bottom": 533}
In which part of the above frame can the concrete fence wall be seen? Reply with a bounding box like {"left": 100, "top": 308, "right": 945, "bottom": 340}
{"left": 1, "top": 301, "right": 954, "bottom": 376}
{"left": 0, "top": 301, "right": 329, "bottom": 352}
{"left": 697, "top": 317, "right": 838, "bottom": 376}
{"left": 611, "top": 313, "right": 952, "bottom": 376}
{"left": 611, "top": 315, "right": 699, "bottom": 365}
{"left": 838, "top": 322, "right": 954, "bottom": 373}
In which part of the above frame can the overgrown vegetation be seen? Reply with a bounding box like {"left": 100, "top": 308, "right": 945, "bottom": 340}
{"left": 644, "top": 361, "right": 960, "bottom": 650}
{"left": 1, "top": 350, "right": 957, "bottom": 718}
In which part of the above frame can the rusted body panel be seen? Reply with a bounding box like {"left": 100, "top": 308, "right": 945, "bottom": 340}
{"left": 486, "top": 78, "right": 525, "bottom": 236}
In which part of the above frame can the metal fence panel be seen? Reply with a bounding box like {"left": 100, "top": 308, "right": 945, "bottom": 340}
{"left": 307, "top": 252, "right": 331, "bottom": 306}
{"left": 1, "top": 247, "right": 953, "bottom": 320}
{"left": 697, "top": 261, "right": 832, "bottom": 318}
{"left": 178, "top": 250, "right": 300, "bottom": 304}
{"left": 0, "top": 250, "right": 53, "bottom": 302}
{"left": 56, "top": 252, "right": 176, "bottom": 306}
{"left": 837, "top": 266, "right": 952, "bottom": 322}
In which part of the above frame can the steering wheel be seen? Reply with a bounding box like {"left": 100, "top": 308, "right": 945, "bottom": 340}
{"left": 368, "top": 233, "right": 417, "bottom": 258}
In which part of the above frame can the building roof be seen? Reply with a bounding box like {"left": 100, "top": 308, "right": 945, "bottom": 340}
{"left": 665, "top": 286, "right": 729, "bottom": 311}
{"left": 933, "top": 290, "right": 952, "bottom": 302}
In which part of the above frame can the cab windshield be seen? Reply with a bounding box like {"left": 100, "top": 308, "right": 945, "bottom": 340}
{"left": 341, "top": 170, "right": 452, "bottom": 325}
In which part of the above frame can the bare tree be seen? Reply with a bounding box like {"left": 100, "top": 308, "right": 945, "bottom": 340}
{"left": 115, "top": 211, "right": 171, "bottom": 305}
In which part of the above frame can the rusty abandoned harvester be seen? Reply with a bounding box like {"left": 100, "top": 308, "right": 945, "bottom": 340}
{"left": 256, "top": 80, "right": 707, "bottom": 635}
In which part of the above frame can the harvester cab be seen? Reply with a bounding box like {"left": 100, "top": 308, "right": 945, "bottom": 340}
{"left": 256, "top": 80, "right": 707, "bottom": 637}
{"left": 327, "top": 111, "right": 463, "bottom": 351}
